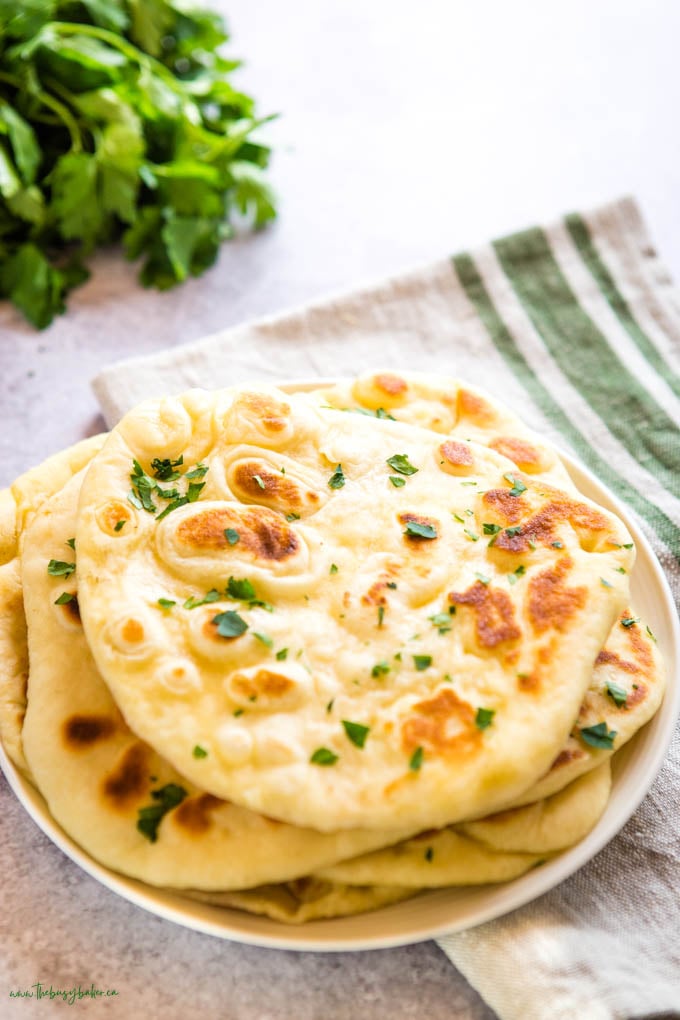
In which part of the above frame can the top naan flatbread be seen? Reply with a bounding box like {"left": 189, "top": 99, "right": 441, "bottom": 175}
{"left": 75, "top": 386, "right": 633, "bottom": 832}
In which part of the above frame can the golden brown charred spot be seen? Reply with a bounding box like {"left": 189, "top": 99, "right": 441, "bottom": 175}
{"left": 121, "top": 618, "right": 145, "bottom": 643}
{"left": 174, "top": 794, "right": 224, "bottom": 834}
{"left": 401, "top": 688, "right": 481, "bottom": 757}
{"left": 361, "top": 579, "right": 389, "bottom": 607}
{"left": 61, "top": 593, "right": 81, "bottom": 624}
{"left": 483, "top": 489, "right": 525, "bottom": 525}
{"left": 238, "top": 392, "right": 291, "bottom": 433}
{"left": 517, "top": 672, "right": 540, "bottom": 692}
{"left": 492, "top": 496, "right": 610, "bottom": 554}
{"left": 398, "top": 512, "right": 440, "bottom": 542}
{"left": 97, "top": 501, "right": 133, "bottom": 536}
{"left": 439, "top": 440, "right": 474, "bottom": 470}
{"left": 63, "top": 714, "right": 116, "bottom": 748}
{"left": 457, "top": 388, "right": 497, "bottom": 426}
{"left": 102, "top": 744, "right": 148, "bottom": 807}
{"left": 231, "top": 462, "right": 319, "bottom": 510}
{"left": 176, "top": 506, "right": 299, "bottom": 562}
{"left": 448, "top": 581, "right": 521, "bottom": 649}
{"left": 374, "top": 373, "right": 408, "bottom": 396}
{"left": 528, "top": 558, "right": 587, "bottom": 633}
{"left": 595, "top": 649, "right": 641, "bottom": 675}
{"left": 489, "top": 436, "right": 543, "bottom": 471}
{"left": 232, "top": 669, "right": 294, "bottom": 700}
{"left": 551, "top": 746, "right": 586, "bottom": 769}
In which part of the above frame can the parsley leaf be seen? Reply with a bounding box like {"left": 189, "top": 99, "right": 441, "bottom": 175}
{"left": 413, "top": 654, "right": 432, "bottom": 671}
{"left": 224, "top": 528, "right": 240, "bottom": 545}
{"left": 328, "top": 464, "right": 346, "bottom": 489}
{"left": 404, "top": 521, "right": 437, "bottom": 540}
{"left": 136, "top": 783, "right": 187, "bottom": 843}
{"left": 605, "top": 681, "right": 628, "bottom": 708}
{"left": 212, "top": 610, "right": 248, "bottom": 638}
{"left": 183, "top": 589, "right": 221, "bottom": 609}
{"left": 580, "top": 722, "right": 617, "bottom": 749}
{"left": 409, "top": 746, "right": 424, "bottom": 771}
{"left": 310, "top": 747, "right": 338, "bottom": 766}
{"left": 192, "top": 745, "right": 208, "bottom": 759}
{"left": 342, "top": 720, "right": 370, "bottom": 748}
{"left": 54, "top": 591, "right": 75, "bottom": 605}
{"left": 503, "top": 473, "right": 527, "bottom": 497}
{"left": 227, "top": 576, "right": 256, "bottom": 601}
{"left": 47, "top": 559, "right": 76, "bottom": 578}
{"left": 475, "top": 707, "right": 495, "bottom": 730}
{"left": 371, "top": 661, "right": 390, "bottom": 677}
{"left": 389, "top": 475, "right": 406, "bottom": 488}
{"left": 386, "top": 453, "right": 418, "bottom": 476}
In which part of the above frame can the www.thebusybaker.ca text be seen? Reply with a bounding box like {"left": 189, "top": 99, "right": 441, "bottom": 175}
{"left": 9, "top": 982, "right": 119, "bottom": 1005}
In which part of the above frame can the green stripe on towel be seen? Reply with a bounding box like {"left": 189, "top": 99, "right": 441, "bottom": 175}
{"left": 451, "top": 251, "right": 680, "bottom": 561}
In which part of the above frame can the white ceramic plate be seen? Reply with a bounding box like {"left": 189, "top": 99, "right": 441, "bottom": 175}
{"left": 1, "top": 382, "right": 678, "bottom": 951}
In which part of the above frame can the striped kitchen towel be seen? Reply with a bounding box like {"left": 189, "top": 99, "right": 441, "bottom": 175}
{"left": 93, "top": 195, "right": 680, "bottom": 1020}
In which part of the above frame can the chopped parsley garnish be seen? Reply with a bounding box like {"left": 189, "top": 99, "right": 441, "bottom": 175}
{"left": 192, "top": 745, "right": 208, "bottom": 759}
{"left": 409, "top": 746, "right": 424, "bottom": 771}
{"left": 151, "top": 456, "right": 183, "bottom": 481}
{"left": 424, "top": 847, "right": 434, "bottom": 862}
{"left": 528, "top": 538, "right": 537, "bottom": 551}
{"left": 371, "top": 661, "right": 390, "bottom": 678}
{"left": 405, "top": 521, "right": 438, "bottom": 540}
{"left": 623, "top": 543, "right": 634, "bottom": 549}
{"left": 227, "top": 576, "right": 257, "bottom": 601}
{"left": 580, "top": 722, "right": 617, "bottom": 749}
{"left": 463, "top": 528, "right": 479, "bottom": 542}
{"left": 386, "top": 581, "right": 398, "bottom": 589}
{"left": 551, "top": 540, "right": 563, "bottom": 549}
{"left": 54, "top": 591, "right": 75, "bottom": 605}
{"left": 342, "top": 720, "right": 370, "bottom": 748}
{"left": 187, "top": 481, "right": 206, "bottom": 502}
{"left": 276, "top": 648, "right": 289, "bottom": 661}
{"left": 326, "top": 699, "right": 335, "bottom": 713}
{"left": 157, "top": 598, "right": 176, "bottom": 610}
{"left": 389, "top": 475, "right": 406, "bottom": 487}
{"left": 605, "top": 681, "right": 628, "bottom": 708}
{"left": 253, "top": 632, "right": 273, "bottom": 648}
{"left": 185, "top": 463, "right": 208, "bottom": 480}
{"left": 375, "top": 407, "right": 395, "bottom": 420}
{"left": 503, "top": 473, "right": 527, "bottom": 497}
{"left": 475, "top": 707, "right": 495, "bottom": 730}
{"left": 429, "top": 612, "right": 453, "bottom": 634}
{"left": 615, "top": 567, "right": 627, "bottom": 574}
{"left": 285, "top": 512, "right": 301, "bottom": 522}
{"left": 136, "top": 784, "right": 188, "bottom": 843}
{"left": 212, "top": 610, "right": 249, "bottom": 639}
{"left": 47, "top": 559, "right": 75, "bottom": 578}
{"left": 253, "top": 474, "right": 266, "bottom": 490}
{"left": 413, "top": 655, "right": 432, "bottom": 671}
{"left": 155, "top": 496, "right": 190, "bottom": 521}
{"left": 330, "top": 563, "right": 339, "bottom": 574}
{"left": 505, "top": 526, "right": 523, "bottom": 538}
{"left": 233, "top": 708, "right": 245, "bottom": 717}
{"left": 130, "top": 459, "right": 158, "bottom": 512}
{"left": 224, "top": 528, "right": 240, "bottom": 545}
{"left": 621, "top": 616, "right": 639, "bottom": 628}
{"left": 328, "top": 464, "right": 346, "bottom": 489}
{"left": 65, "top": 538, "right": 76, "bottom": 550}
{"left": 453, "top": 513, "right": 465, "bottom": 524}
{"left": 507, "top": 565, "right": 526, "bottom": 586}
{"left": 646, "top": 625, "right": 657, "bottom": 642}
{"left": 483, "top": 523, "right": 501, "bottom": 536}
{"left": 183, "top": 589, "right": 221, "bottom": 610}
{"left": 377, "top": 605, "right": 385, "bottom": 627}
{"left": 310, "top": 747, "right": 338, "bottom": 766}
{"left": 475, "top": 573, "right": 490, "bottom": 586}
{"left": 114, "top": 519, "right": 127, "bottom": 532}
{"left": 460, "top": 481, "right": 477, "bottom": 486}
{"left": 600, "top": 577, "right": 613, "bottom": 588}
{"left": 386, "top": 453, "right": 418, "bottom": 476}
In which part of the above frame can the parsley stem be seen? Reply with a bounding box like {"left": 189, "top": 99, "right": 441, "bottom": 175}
{"left": 0, "top": 71, "right": 83, "bottom": 151}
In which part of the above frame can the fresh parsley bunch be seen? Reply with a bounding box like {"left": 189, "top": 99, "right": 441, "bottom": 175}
{"left": 0, "top": 0, "right": 276, "bottom": 329}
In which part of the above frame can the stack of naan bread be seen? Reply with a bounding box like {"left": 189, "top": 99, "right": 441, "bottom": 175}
{"left": 0, "top": 372, "right": 666, "bottom": 924}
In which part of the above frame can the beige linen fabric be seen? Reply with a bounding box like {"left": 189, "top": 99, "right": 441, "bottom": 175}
{"left": 92, "top": 196, "right": 680, "bottom": 1020}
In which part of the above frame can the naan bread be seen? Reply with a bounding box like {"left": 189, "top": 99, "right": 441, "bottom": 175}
{"left": 75, "top": 386, "right": 633, "bottom": 832}
{"left": 501, "top": 610, "right": 665, "bottom": 807}
{"left": 0, "top": 436, "right": 106, "bottom": 778}
{"left": 311, "top": 370, "right": 572, "bottom": 485}
{"left": 182, "top": 879, "right": 418, "bottom": 924}
{"left": 458, "top": 761, "right": 611, "bottom": 853}
{"left": 21, "top": 471, "right": 421, "bottom": 891}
